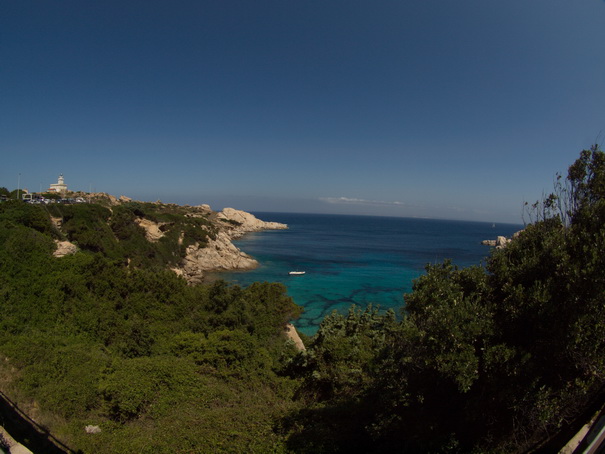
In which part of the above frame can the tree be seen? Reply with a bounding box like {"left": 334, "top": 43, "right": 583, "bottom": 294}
{"left": 567, "top": 144, "right": 605, "bottom": 218}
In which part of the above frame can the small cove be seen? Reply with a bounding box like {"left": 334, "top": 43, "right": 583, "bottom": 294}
{"left": 213, "top": 212, "right": 523, "bottom": 336}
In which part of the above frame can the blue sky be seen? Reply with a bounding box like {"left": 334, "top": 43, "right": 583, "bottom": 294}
{"left": 2, "top": 0, "right": 604, "bottom": 223}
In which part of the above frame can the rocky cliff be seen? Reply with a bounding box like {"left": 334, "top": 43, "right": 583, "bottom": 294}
{"left": 176, "top": 207, "right": 287, "bottom": 284}
{"left": 128, "top": 205, "right": 287, "bottom": 284}
{"left": 175, "top": 230, "right": 259, "bottom": 284}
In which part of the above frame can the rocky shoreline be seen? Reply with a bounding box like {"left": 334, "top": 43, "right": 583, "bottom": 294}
{"left": 176, "top": 207, "right": 288, "bottom": 284}
{"left": 51, "top": 196, "right": 288, "bottom": 284}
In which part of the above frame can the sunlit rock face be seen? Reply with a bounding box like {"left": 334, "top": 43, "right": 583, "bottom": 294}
{"left": 53, "top": 240, "right": 78, "bottom": 257}
{"left": 217, "top": 207, "right": 288, "bottom": 238}
{"left": 176, "top": 208, "right": 287, "bottom": 284}
{"left": 179, "top": 231, "right": 260, "bottom": 284}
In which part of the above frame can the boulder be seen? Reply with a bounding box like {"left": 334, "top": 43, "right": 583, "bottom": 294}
{"left": 179, "top": 231, "right": 259, "bottom": 284}
{"left": 496, "top": 236, "right": 510, "bottom": 248}
{"left": 53, "top": 240, "right": 78, "bottom": 257}
{"left": 482, "top": 231, "right": 523, "bottom": 249}
{"left": 84, "top": 425, "right": 102, "bottom": 434}
{"left": 135, "top": 218, "right": 165, "bottom": 242}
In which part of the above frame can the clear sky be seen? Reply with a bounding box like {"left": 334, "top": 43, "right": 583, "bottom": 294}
{"left": 2, "top": 1, "right": 605, "bottom": 223}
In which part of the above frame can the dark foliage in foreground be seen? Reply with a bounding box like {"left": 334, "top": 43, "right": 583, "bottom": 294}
{"left": 283, "top": 146, "right": 605, "bottom": 453}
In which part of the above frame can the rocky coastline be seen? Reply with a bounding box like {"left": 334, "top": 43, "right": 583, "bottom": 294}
{"left": 177, "top": 206, "right": 287, "bottom": 284}
{"left": 51, "top": 195, "right": 288, "bottom": 284}
{"left": 122, "top": 201, "right": 287, "bottom": 284}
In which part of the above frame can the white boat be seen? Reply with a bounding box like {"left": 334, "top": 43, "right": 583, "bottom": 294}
{"left": 288, "top": 271, "right": 306, "bottom": 275}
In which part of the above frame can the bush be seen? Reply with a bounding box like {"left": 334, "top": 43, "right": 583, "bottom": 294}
{"left": 99, "top": 356, "right": 201, "bottom": 422}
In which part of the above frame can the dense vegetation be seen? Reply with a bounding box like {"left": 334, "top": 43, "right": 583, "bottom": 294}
{"left": 44, "top": 201, "right": 217, "bottom": 268}
{"left": 0, "top": 200, "right": 303, "bottom": 452}
{"left": 0, "top": 146, "right": 604, "bottom": 453}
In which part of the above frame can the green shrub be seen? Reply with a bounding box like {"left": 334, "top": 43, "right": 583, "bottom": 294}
{"left": 99, "top": 356, "right": 201, "bottom": 422}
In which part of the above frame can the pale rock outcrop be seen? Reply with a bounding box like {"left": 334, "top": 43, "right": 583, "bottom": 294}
{"left": 135, "top": 218, "right": 165, "bottom": 242}
{"left": 481, "top": 236, "right": 509, "bottom": 248}
{"left": 217, "top": 208, "right": 287, "bottom": 238}
{"left": 171, "top": 267, "right": 184, "bottom": 277}
{"left": 180, "top": 231, "right": 259, "bottom": 284}
{"left": 84, "top": 425, "right": 102, "bottom": 434}
{"left": 50, "top": 216, "right": 63, "bottom": 230}
{"left": 284, "top": 323, "right": 305, "bottom": 351}
{"left": 482, "top": 231, "right": 523, "bottom": 249}
{"left": 497, "top": 236, "right": 510, "bottom": 248}
{"left": 196, "top": 204, "right": 212, "bottom": 213}
{"left": 53, "top": 240, "right": 78, "bottom": 257}
{"left": 119, "top": 195, "right": 132, "bottom": 202}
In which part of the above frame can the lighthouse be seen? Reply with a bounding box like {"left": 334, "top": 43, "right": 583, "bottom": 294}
{"left": 48, "top": 174, "right": 68, "bottom": 194}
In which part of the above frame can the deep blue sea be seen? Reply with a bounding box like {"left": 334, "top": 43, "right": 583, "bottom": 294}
{"left": 213, "top": 213, "right": 522, "bottom": 336}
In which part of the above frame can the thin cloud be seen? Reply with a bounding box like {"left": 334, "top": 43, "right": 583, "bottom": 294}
{"left": 319, "top": 197, "right": 407, "bottom": 207}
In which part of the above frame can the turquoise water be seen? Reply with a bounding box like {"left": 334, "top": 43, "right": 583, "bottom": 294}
{"left": 215, "top": 213, "right": 522, "bottom": 336}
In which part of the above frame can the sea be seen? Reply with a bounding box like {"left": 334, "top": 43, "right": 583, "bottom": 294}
{"left": 212, "top": 213, "right": 523, "bottom": 336}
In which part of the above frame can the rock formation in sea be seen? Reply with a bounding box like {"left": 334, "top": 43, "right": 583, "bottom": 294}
{"left": 482, "top": 231, "right": 523, "bottom": 249}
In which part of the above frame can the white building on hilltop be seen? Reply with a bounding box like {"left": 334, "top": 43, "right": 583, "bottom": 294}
{"left": 48, "top": 174, "right": 68, "bottom": 194}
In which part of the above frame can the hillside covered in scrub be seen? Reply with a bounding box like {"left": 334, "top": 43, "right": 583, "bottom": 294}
{"left": 1, "top": 146, "right": 605, "bottom": 453}
{"left": 0, "top": 199, "right": 302, "bottom": 452}
{"left": 8, "top": 196, "right": 288, "bottom": 283}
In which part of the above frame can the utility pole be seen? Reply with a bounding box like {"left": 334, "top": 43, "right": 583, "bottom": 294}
{"left": 17, "top": 173, "right": 21, "bottom": 200}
